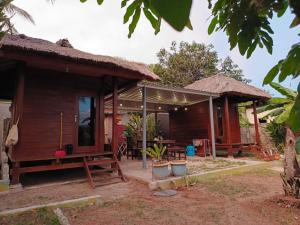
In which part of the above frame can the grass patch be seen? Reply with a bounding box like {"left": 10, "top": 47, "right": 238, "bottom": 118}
{"left": 0, "top": 207, "right": 60, "bottom": 225}
{"left": 185, "top": 164, "right": 277, "bottom": 197}
{"left": 188, "top": 159, "right": 247, "bottom": 174}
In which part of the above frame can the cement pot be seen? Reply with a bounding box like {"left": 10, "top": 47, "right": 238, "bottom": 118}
{"left": 152, "top": 162, "right": 170, "bottom": 180}
{"left": 171, "top": 160, "right": 187, "bottom": 177}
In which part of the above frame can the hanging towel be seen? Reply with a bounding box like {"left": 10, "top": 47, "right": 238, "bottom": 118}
{"left": 5, "top": 118, "right": 19, "bottom": 147}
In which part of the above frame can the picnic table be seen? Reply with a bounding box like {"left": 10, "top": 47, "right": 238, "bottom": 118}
{"left": 167, "top": 145, "right": 187, "bottom": 160}
{"left": 127, "top": 139, "right": 187, "bottom": 161}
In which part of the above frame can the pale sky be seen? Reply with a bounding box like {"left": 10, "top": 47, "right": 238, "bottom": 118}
{"left": 12, "top": 0, "right": 300, "bottom": 96}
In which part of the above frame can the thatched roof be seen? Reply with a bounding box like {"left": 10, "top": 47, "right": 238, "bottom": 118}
{"left": 0, "top": 34, "right": 159, "bottom": 81}
{"left": 185, "top": 74, "right": 271, "bottom": 100}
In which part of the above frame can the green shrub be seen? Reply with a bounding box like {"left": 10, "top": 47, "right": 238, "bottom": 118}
{"left": 266, "top": 121, "right": 286, "bottom": 153}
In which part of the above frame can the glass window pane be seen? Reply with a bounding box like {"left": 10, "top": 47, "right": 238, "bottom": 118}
{"left": 78, "top": 96, "right": 96, "bottom": 146}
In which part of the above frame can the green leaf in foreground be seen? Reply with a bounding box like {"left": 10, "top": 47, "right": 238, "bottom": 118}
{"left": 287, "top": 84, "right": 300, "bottom": 132}
{"left": 97, "top": 0, "right": 104, "bottom": 5}
{"left": 150, "top": 0, "right": 192, "bottom": 31}
{"left": 128, "top": 7, "right": 141, "bottom": 38}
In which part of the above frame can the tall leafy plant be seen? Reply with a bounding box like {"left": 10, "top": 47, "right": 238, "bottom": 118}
{"left": 257, "top": 82, "right": 297, "bottom": 124}
{"left": 124, "top": 113, "right": 157, "bottom": 145}
{"left": 144, "top": 144, "right": 166, "bottom": 162}
{"left": 266, "top": 121, "right": 286, "bottom": 153}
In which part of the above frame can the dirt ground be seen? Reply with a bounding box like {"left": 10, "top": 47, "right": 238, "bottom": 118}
{"left": 1, "top": 163, "right": 300, "bottom": 225}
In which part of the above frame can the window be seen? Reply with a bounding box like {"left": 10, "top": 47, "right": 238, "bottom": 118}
{"left": 78, "top": 96, "right": 96, "bottom": 146}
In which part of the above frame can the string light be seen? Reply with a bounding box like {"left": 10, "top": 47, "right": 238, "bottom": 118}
{"left": 174, "top": 107, "right": 178, "bottom": 111}
{"left": 119, "top": 103, "right": 123, "bottom": 107}
{"left": 184, "top": 107, "right": 188, "bottom": 111}
{"left": 158, "top": 106, "right": 162, "bottom": 110}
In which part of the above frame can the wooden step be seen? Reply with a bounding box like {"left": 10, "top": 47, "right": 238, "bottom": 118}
{"left": 86, "top": 159, "right": 115, "bottom": 166}
{"left": 90, "top": 167, "right": 116, "bottom": 174}
{"left": 83, "top": 155, "right": 126, "bottom": 188}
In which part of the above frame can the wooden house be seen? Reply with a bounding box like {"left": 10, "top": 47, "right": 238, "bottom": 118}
{"left": 170, "top": 74, "right": 271, "bottom": 156}
{"left": 0, "top": 34, "right": 158, "bottom": 186}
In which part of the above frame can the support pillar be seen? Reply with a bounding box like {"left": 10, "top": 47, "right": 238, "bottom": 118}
{"left": 142, "top": 86, "right": 147, "bottom": 169}
{"left": 112, "top": 78, "right": 118, "bottom": 156}
{"left": 11, "top": 162, "right": 20, "bottom": 185}
{"left": 253, "top": 101, "right": 260, "bottom": 145}
{"left": 209, "top": 96, "right": 216, "bottom": 159}
{"left": 98, "top": 78, "right": 104, "bottom": 153}
{"left": 224, "top": 96, "right": 233, "bottom": 157}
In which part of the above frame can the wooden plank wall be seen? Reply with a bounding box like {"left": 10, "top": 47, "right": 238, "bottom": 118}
{"left": 229, "top": 103, "right": 241, "bottom": 143}
{"left": 12, "top": 69, "right": 104, "bottom": 161}
{"left": 169, "top": 99, "right": 241, "bottom": 145}
{"left": 169, "top": 101, "right": 210, "bottom": 144}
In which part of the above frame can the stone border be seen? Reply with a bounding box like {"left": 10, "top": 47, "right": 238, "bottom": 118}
{"left": 146, "top": 161, "right": 267, "bottom": 190}
{"left": 0, "top": 195, "right": 103, "bottom": 216}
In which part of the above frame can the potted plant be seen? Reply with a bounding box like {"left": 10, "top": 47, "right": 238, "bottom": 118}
{"left": 144, "top": 144, "right": 169, "bottom": 179}
{"left": 170, "top": 159, "right": 187, "bottom": 176}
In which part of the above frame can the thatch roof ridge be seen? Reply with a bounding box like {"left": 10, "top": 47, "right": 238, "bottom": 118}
{"left": 0, "top": 34, "right": 159, "bottom": 80}
{"left": 185, "top": 73, "right": 271, "bottom": 99}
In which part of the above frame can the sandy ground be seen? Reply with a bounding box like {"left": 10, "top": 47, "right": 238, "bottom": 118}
{"left": 1, "top": 162, "right": 300, "bottom": 225}
{"left": 63, "top": 165, "right": 300, "bottom": 225}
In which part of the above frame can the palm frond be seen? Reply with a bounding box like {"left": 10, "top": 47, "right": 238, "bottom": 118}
{"left": 270, "top": 82, "right": 297, "bottom": 99}
{"left": 4, "top": 3, "right": 35, "bottom": 24}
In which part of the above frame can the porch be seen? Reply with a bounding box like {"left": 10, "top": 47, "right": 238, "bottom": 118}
{"left": 105, "top": 82, "right": 220, "bottom": 168}
{"left": 119, "top": 156, "right": 263, "bottom": 190}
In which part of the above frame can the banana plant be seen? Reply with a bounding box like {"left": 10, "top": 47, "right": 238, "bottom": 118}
{"left": 143, "top": 144, "right": 166, "bottom": 162}
{"left": 257, "top": 82, "right": 297, "bottom": 124}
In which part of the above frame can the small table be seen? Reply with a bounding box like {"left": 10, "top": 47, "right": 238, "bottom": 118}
{"left": 167, "top": 146, "right": 186, "bottom": 160}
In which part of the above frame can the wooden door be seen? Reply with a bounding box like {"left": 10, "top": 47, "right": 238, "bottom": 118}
{"left": 75, "top": 93, "right": 99, "bottom": 153}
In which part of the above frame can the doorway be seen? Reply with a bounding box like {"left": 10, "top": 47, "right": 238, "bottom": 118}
{"left": 75, "top": 95, "right": 99, "bottom": 153}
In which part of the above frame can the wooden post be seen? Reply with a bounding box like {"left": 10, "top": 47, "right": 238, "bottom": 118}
{"left": 11, "top": 65, "right": 25, "bottom": 184}
{"left": 98, "top": 78, "right": 104, "bottom": 153}
{"left": 224, "top": 96, "right": 233, "bottom": 157}
{"left": 209, "top": 96, "right": 216, "bottom": 159}
{"left": 11, "top": 161, "right": 20, "bottom": 185}
{"left": 112, "top": 78, "right": 118, "bottom": 156}
{"left": 253, "top": 101, "right": 260, "bottom": 145}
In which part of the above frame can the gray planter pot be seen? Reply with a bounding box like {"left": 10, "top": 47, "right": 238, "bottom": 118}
{"left": 171, "top": 160, "right": 187, "bottom": 177}
{"left": 152, "top": 162, "right": 170, "bottom": 180}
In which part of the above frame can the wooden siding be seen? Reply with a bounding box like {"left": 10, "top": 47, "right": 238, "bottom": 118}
{"left": 169, "top": 101, "right": 210, "bottom": 144}
{"left": 169, "top": 98, "right": 241, "bottom": 145}
{"left": 12, "top": 69, "right": 105, "bottom": 161}
{"left": 229, "top": 103, "right": 241, "bottom": 143}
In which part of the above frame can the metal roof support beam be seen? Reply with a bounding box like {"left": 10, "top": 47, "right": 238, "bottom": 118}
{"left": 142, "top": 86, "right": 147, "bottom": 169}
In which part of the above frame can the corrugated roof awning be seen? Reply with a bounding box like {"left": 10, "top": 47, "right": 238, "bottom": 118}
{"left": 105, "top": 82, "right": 219, "bottom": 112}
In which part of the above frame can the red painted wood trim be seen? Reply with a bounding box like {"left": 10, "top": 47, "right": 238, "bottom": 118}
{"left": 112, "top": 78, "right": 119, "bottom": 155}
{"left": 224, "top": 96, "right": 233, "bottom": 156}
{"left": 253, "top": 101, "right": 260, "bottom": 145}
{"left": 18, "top": 162, "right": 85, "bottom": 173}
{"left": 0, "top": 50, "right": 150, "bottom": 80}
